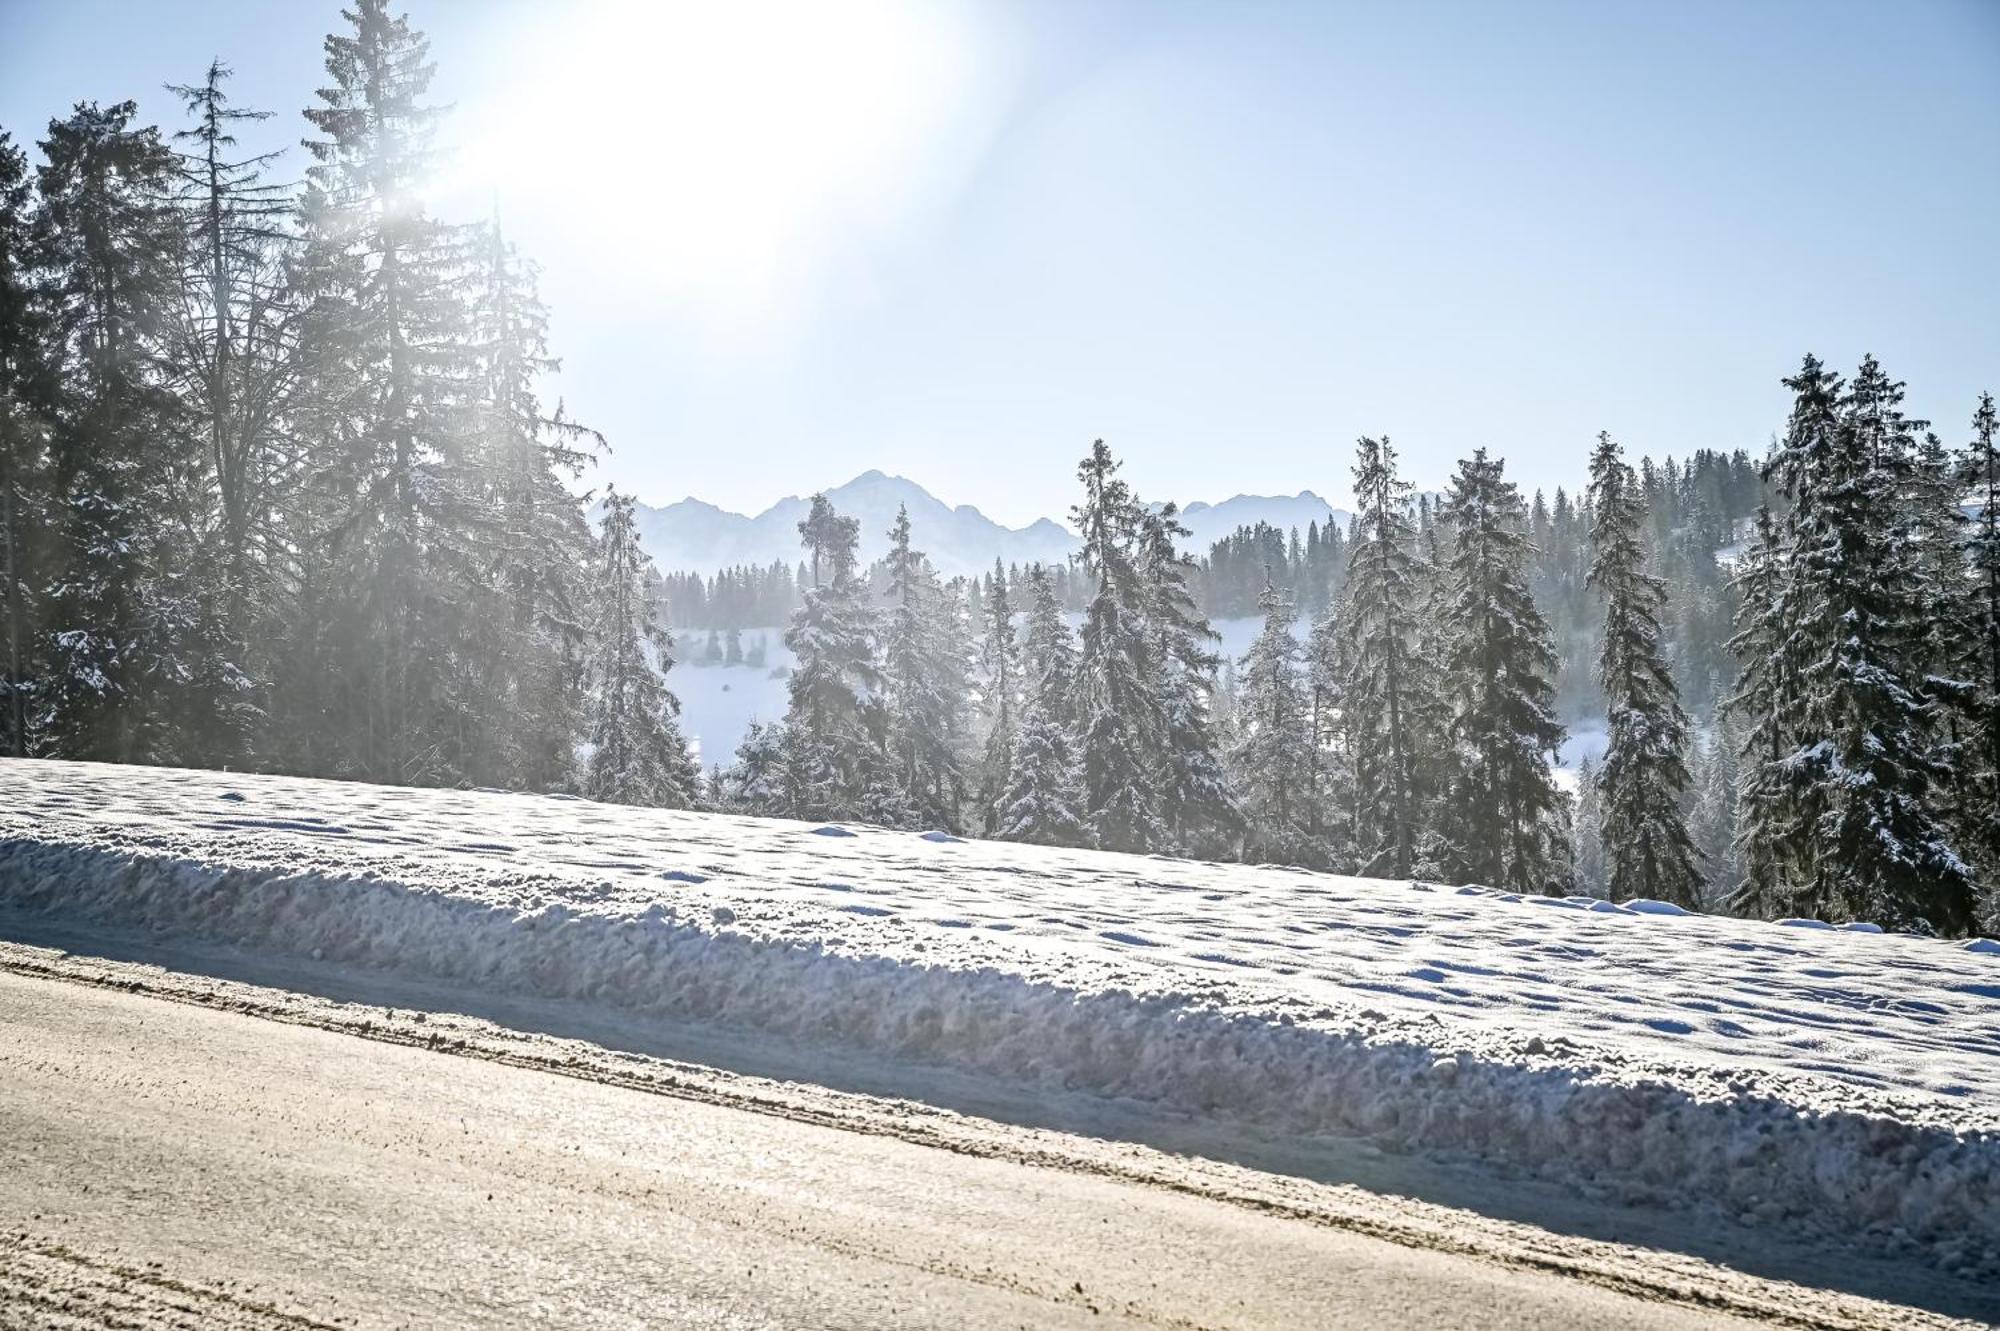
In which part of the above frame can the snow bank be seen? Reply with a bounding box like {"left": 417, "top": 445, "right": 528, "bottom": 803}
{"left": 3, "top": 759, "right": 1996, "bottom": 1276}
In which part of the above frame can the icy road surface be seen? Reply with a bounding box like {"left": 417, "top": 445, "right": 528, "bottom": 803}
{"left": 5, "top": 956, "right": 1972, "bottom": 1331}
{"left": 2, "top": 759, "right": 1996, "bottom": 1275}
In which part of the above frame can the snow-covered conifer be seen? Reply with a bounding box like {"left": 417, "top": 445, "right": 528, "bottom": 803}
{"left": 1227, "top": 577, "right": 1316, "bottom": 863}
{"left": 582, "top": 488, "right": 698, "bottom": 807}
{"left": 1073, "top": 440, "right": 1164, "bottom": 852}
{"left": 1586, "top": 431, "right": 1701, "bottom": 906}
{"left": 1437, "top": 448, "right": 1568, "bottom": 891}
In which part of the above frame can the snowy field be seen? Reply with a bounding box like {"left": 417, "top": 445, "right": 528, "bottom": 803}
{"left": 666, "top": 619, "right": 1605, "bottom": 790}
{"left": 2, "top": 758, "right": 1996, "bottom": 1276}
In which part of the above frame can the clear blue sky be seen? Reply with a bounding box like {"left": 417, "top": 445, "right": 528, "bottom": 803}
{"left": 4, "top": 0, "right": 1997, "bottom": 524}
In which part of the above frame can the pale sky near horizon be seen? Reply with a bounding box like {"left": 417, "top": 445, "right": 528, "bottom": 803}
{"left": 3, "top": 0, "right": 1997, "bottom": 525}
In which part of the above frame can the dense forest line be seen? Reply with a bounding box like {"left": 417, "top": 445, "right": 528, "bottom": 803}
{"left": 0, "top": 1, "right": 691, "bottom": 802}
{"left": 0, "top": 3, "right": 1992, "bottom": 935}
{"left": 662, "top": 447, "right": 1762, "bottom": 728}
{"left": 710, "top": 396, "right": 1995, "bottom": 938}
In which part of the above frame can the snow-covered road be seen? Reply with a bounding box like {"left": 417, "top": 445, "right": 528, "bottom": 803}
{"left": 2, "top": 758, "right": 1996, "bottom": 1278}
{"left": 5, "top": 953, "right": 1982, "bottom": 1330}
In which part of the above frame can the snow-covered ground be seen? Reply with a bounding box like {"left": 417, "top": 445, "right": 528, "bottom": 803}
{"left": 665, "top": 620, "right": 1601, "bottom": 789}
{"left": 3, "top": 759, "right": 1995, "bottom": 1275}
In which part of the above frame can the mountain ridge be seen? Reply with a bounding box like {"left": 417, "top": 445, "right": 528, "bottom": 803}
{"left": 623, "top": 471, "right": 1349, "bottom": 577}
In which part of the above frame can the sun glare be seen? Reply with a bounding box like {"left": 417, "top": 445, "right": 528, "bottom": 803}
{"left": 455, "top": 0, "right": 987, "bottom": 332}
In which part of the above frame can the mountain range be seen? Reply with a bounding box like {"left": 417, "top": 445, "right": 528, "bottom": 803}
{"left": 624, "top": 471, "right": 1348, "bottom": 578}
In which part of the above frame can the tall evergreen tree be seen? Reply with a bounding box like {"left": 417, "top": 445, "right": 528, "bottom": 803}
{"left": 1073, "top": 440, "right": 1163, "bottom": 852}
{"left": 1437, "top": 448, "right": 1568, "bottom": 891}
{"left": 997, "top": 566, "right": 1089, "bottom": 847}
{"left": 1227, "top": 576, "right": 1316, "bottom": 863}
{"left": 582, "top": 489, "right": 697, "bottom": 807}
{"left": 0, "top": 130, "right": 50, "bottom": 757}
{"left": 459, "top": 219, "right": 599, "bottom": 789}
{"left": 1725, "top": 506, "right": 1798, "bottom": 914}
{"left": 880, "top": 504, "right": 971, "bottom": 829}
{"left": 1139, "top": 503, "right": 1238, "bottom": 852}
{"left": 1585, "top": 431, "right": 1701, "bottom": 905}
{"left": 1963, "top": 393, "right": 2000, "bottom": 898}
{"left": 30, "top": 101, "right": 188, "bottom": 763}
{"left": 1340, "top": 436, "right": 1441, "bottom": 877}
{"left": 774, "top": 494, "right": 883, "bottom": 820}
{"left": 1757, "top": 356, "right": 1975, "bottom": 931}
{"left": 975, "top": 557, "right": 1020, "bottom": 835}
{"left": 1302, "top": 602, "right": 1354, "bottom": 869}
{"left": 164, "top": 61, "right": 298, "bottom": 765}
{"left": 290, "top": 0, "right": 479, "bottom": 783}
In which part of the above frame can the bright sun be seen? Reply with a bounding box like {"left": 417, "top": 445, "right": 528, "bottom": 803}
{"left": 455, "top": 0, "right": 987, "bottom": 330}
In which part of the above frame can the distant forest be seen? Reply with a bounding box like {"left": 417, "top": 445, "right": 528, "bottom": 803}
{"left": 659, "top": 448, "right": 1763, "bottom": 722}
{"left": 0, "top": 2, "right": 1993, "bottom": 934}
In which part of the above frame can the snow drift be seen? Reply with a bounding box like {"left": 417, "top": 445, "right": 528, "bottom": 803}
{"left": 3, "top": 759, "right": 1995, "bottom": 1276}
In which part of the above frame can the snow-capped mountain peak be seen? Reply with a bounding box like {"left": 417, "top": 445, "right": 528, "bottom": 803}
{"left": 621, "top": 475, "right": 1351, "bottom": 577}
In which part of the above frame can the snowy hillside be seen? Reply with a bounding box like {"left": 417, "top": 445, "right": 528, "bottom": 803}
{"left": 617, "top": 473, "right": 1354, "bottom": 578}
{"left": 3, "top": 759, "right": 1994, "bottom": 1277}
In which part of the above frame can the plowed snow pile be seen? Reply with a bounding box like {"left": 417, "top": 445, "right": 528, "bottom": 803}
{"left": 3, "top": 759, "right": 1996, "bottom": 1275}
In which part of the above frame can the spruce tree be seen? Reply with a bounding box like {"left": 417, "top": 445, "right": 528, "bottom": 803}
{"left": 776, "top": 494, "right": 883, "bottom": 820}
{"left": 1073, "top": 440, "right": 1164, "bottom": 852}
{"left": 1725, "top": 505, "right": 1798, "bottom": 915}
{"left": 1963, "top": 393, "right": 2000, "bottom": 898}
{"left": 30, "top": 102, "right": 188, "bottom": 764}
{"left": 1139, "top": 503, "right": 1238, "bottom": 853}
{"left": 461, "top": 219, "right": 599, "bottom": 789}
{"left": 1585, "top": 431, "right": 1701, "bottom": 905}
{"left": 1340, "top": 436, "right": 1442, "bottom": 877}
{"left": 1761, "top": 356, "right": 1975, "bottom": 932}
{"left": 582, "top": 489, "right": 698, "bottom": 806}
{"left": 1228, "top": 576, "right": 1316, "bottom": 863}
{"left": 290, "top": 0, "right": 479, "bottom": 783}
{"left": 1437, "top": 449, "right": 1568, "bottom": 891}
{"left": 975, "top": 558, "right": 1020, "bottom": 835}
{"left": 166, "top": 60, "right": 294, "bottom": 734}
{"left": 1303, "top": 602, "right": 1354, "bottom": 869}
{"left": 880, "top": 504, "right": 970, "bottom": 829}
{"left": 997, "top": 566, "right": 1090, "bottom": 847}
{"left": 0, "top": 131, "right": 50, "bottom": 757}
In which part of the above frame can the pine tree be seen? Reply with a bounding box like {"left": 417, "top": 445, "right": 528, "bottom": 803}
{"left": 30, "top": 102, "right": 188, "bottom": 764}
{"left": 1438, "top": 448, "right": 1568, "bottom": 891}
{"left": 165, "top": 60, "right": 294, "bottom": 765}
{"left": 1963, "top": 393, "right": 2000, "bottom": 900}
{"left": 1139, "top": 503, "right": 1237, "bottom": 853}
{"left": 1073, "top": 440, "right": 1164, "bottom": 852}
{"left": 1725, "top": 506, "right": 1798, "bottom": 915}
{"left": 1302, "top": 602, "right": 1354, "bottom": 868}
{"left": 1228, "top": 576, "right": 1316, "bottom": 863}
{"left": 0, "top": 130, "right": 50, "bottom": 757}
{"left": 775, "top": 493, "right": 883, "bottom": 820}
{"left": 997, "top": 565, "right": 1090, "bottom": 847}
{"left": 582, "top": 488, "right": 698, "bottom": 806}
{"left": 290, "top": 0, "right": 480, "bottom": 783}
{"left": 975, "top": 558, "right": 1020, "bottom": 835}
{"left": 1586, "top": 431, "right": 1701, "bottom": 905}
{"left": 459, "top": 219, "right": 599, "bottom": 789}
{"left": 1340, "top": 436, "right": 1442, "bottom": 877}
{"left": 1760, "top": 356, "right": 1975, "bottom": 932}
{"left": 880, "top": 504, "right": 971, "bottom": 829}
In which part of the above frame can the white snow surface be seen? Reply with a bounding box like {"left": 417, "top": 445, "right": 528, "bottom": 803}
{"left": 3, "top": 759, "right": 1997, "bottom": 1273}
